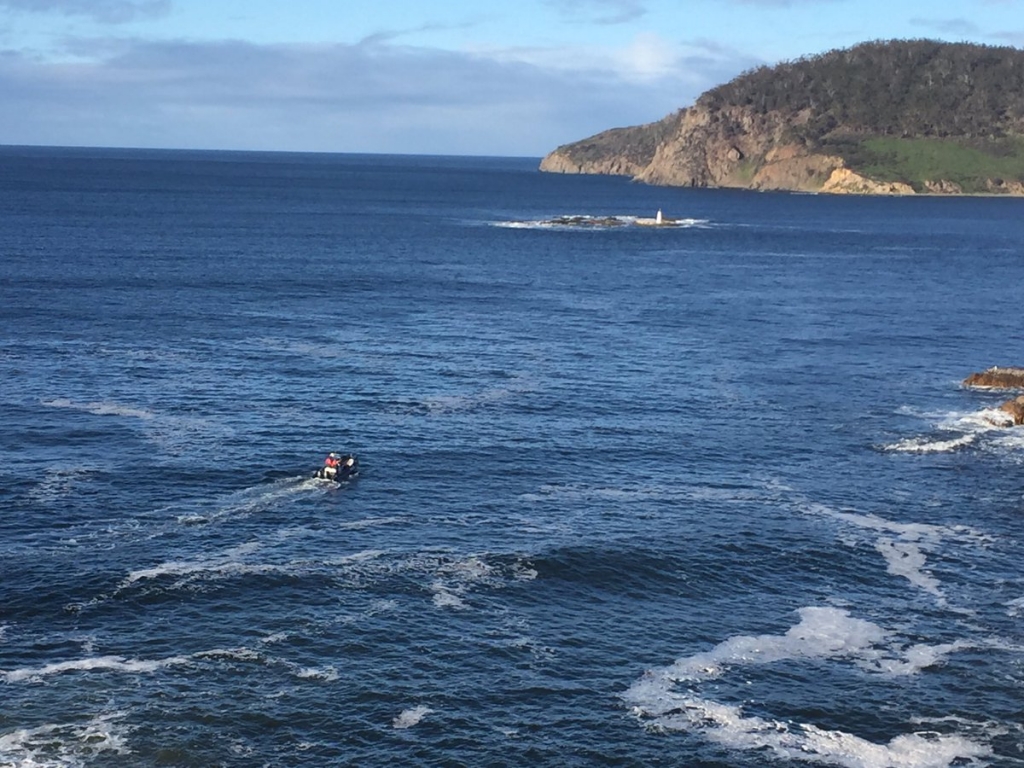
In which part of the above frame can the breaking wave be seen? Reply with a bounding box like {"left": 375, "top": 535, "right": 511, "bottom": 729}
{"left": 494, "top": 214, "right": 711, "bottom": 230}
{"left": 623, "top": 606, "right": 989, "bottom": 768}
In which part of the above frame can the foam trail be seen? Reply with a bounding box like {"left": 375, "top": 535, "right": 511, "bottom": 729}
{"left": 875, "top": 539, "right": 943, "bottom": 598}
{"left": 393, "top": 706, "right": 433, "bottom": 729}
{"left": 624, "top": 608, "right": 987, "bottom": 767}
{"left": 624, "top": 695, "right": 989, "bottom": 768}
{"left": 1008, "top": 597, "right": 1024, "bottom": 617}
{"left": 882, "top": 435, "right": 975, "bottom": 453}
{"left": 0, "top": 712, "right": 131, "bottom": 766}
{"left": 41, "top": 398, "right": 154, "bottom": 420}
{"left": 431, "top": 586, "right": 467, "bottom": 610}
{"left": 3, "top": 655, "right": 189, "bottom": 683}
{"left": 662, "top": 607, "right": 886, "bottom": 682}
{"left": 492, "top": 215, "right": 711, "bottom": 230}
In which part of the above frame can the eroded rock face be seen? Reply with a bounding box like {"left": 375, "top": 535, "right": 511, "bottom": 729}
{"left": 924, "top": 179, "right": 964, "bottom": 194}
{"left": 538, "top": 153, "right": 645, "bottom": 177}
{"left": 632, "top": 106, "right": 842, "bottom": 191}
{"left": 539, "top": 102, "right": 1024, "bottom": 195}
{"left": 985, "top": 179, "right": 1024, "bottom": 195}
{"left": 820, "top": 168, "right": 915, "bottom": 195}
{"left": 962, "top": 367, "right": 1024, "bottom": 389}
{"left": 999, "top": 395, "right": 1024, "bottom": 425}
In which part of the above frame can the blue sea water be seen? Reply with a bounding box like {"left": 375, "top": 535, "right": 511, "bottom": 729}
{"left": 1, "top": 146, "right": 1023, "bottom": 767}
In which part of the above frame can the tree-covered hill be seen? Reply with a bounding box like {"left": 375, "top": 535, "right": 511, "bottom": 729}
{"left": 701, "top": 39, "right": 1024, "bottom": 144}
{"left": 541, "top": 40, "right": 1024, "bottom": 195}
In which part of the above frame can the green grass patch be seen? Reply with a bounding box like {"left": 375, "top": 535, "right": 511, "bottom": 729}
{"left": 733, "top": 158, "right": 760, "bottom": 184}
{"left": 825, "top": 136, "right": 1024, "bottom": 192}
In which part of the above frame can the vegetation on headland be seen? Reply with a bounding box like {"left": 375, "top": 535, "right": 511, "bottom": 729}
{"left": 703, "top": 40, "right": 1024, "bottom": 141}
{"left": 828, "top": 136, "right": 1024, "bottom": 192}
{"left": 541, "top": 40, "right": 1024, "bottom": 194}
{"left": 706, "top": 39, "right": 1024, "bottom": 192}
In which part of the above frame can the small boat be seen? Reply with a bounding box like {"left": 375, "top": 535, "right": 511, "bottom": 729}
{"left": 314, "top": 453, "right": 359, "bottom": 482}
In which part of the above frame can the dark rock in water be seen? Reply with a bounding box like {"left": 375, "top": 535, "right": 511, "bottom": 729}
{"left": 551, "top": 215, "right": 628, "bottom": 227}
{"left": 999, "top": 395, "right": 1024, "bottom": 425}
{"left": 962, "top": 366, "right": 1024, "bottom": 389}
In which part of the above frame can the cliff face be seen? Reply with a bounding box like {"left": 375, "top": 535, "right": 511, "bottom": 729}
{"left": 538, "top": 113, "right": 681, "bottom": 178}
{"left": 541, "top": 104, "right": 891, "bottom": 194}
{"left": 633, "top": 105, "right": 847, "bottom": 192}
{"left": 540, "top": 40, "right": 1024, "bottom": 195}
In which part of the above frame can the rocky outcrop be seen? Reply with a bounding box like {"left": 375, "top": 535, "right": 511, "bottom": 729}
{"left": 923, "top": 179, "right": 964, "bottom": 194}
{"left": 543, "top": 104, "right": 850, "bottom": 193}
{"left": 538, "top": 149, "right": 644, "bottom": 178}
{"left": 540, "top": 113, "right": 682, "bottom": 179}
{"left": 984, "top": 179, "right": 1024, "bottom": 195}
{"left": 821, "top": 168, "right": 915, "bottom": 195}
{"left": 999, "top": 395, "right": 1024, "bottom": 425}
{"left": 962, "top": 367, "right": 1024, "bottom": 389}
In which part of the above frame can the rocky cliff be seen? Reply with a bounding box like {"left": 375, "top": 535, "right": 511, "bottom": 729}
{"left": 540, "top": 40, "right": 1024, "bottom": 195}
{"left": 539, "top": 104, "right": 916, "bottom": 194}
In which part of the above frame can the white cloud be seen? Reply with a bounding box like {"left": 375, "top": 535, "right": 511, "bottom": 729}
{"left": 545, "top": 0, "right": 648, "bottom": 25}
{"left": 908, "top": 16, "right": 981, "bottom": 36}
{"left": 0, "top": 35, "right": 754, "bottom": 154}
{"left": 0, "top": 0, "right": 171, "bottom": 24}
{"left": 614, "top": 32, "right": 683, "bottom": 80}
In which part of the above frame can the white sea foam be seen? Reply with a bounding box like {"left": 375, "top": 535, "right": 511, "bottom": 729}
{"left": 335, "top": 516, "right": 406, "bottom": 530}
{"left": 798, "top": 501, "right": 990, "bottom": 604}
{"left": 626, "top": 694, "right": 989, "bottom": 768}
{"left": 870, "top": 641, "right": 970, "bottom": 676}
{"left": 991, "top": 429, "right": 1024, "bottom": 453}
{"left": 181, "top": 478, "right": 321, "bottom": 525}
{"left": 0, "top": 712, "right": 132, "bottom": 767}
{"left": 3, "top": 654, "right": 189, "bottom": 683}
{"left": 294, "top": 666, "right": 339, "bottom": 682}
{"left": 122, "top": 541, "right": 264, "bottom": 587}
{"left": 40, "top": 396, "right": 222, "bottom": 455}
{"left": 883, "top": 404, "right": 1024, "bottom": 455}
{"left": 120, "top": 542, "right": 387, "bottom": 593}
{"left": 807, "top": 505, "right": 986, "bottom": 544}
{"left": 493, "top": 215, "right": 710, "bottom": 230}
{"left": 1008, "top": 597, "right": 1024, "bottom": 617}
{"left": 393, "top": 705, "right": 433, "bottom": 729}
{"left": 661, "top": 607, "right": 887, "bottom": 682}
{"left": 432, "top": 585, "right": 468, "bottom": 610}
{"left": 520, "top": 482, "right": 746, "bottom": 505}
{"left": 41, "top": 397, "right": 154, "bottom": 420}
{"left": 193, "top": 647, "right": 263, "bottom": 663}
{"left": 29, "top": 467, "right": 101, "bottom": 504}
{"left": 625, "top": 607, "right": 986, "bottom": 767}
{"left": 875, "top": 539, "right": 943, "bottom": 597}
{"left": 881, "top": 435, "right": 976, "bottom": 453}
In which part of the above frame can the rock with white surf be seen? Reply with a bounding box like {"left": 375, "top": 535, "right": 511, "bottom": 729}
{"left": 962, "top": 366, "right": 1024, "bottom": 390}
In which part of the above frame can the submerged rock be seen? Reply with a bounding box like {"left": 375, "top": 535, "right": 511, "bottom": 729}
{"left": 550, "top": 215, "right": 627, "bottom": 227}
{"left": 962, "top": 366, "right": 1024, "bottom": 389}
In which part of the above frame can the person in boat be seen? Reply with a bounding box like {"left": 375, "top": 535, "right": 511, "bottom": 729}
{"left": 323, "top": 452, "right": 340, "bottom": 478}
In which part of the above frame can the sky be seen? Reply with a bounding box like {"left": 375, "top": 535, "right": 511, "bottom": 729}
{"left": 0, "top": 0, "right": 1021, "bottom": 156}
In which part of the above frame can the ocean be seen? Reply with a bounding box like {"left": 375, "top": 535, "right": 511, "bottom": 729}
{"left": 1, "top": 146, "right": 1023, "bottom": 767}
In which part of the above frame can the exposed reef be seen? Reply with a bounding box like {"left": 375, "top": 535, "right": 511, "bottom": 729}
{"left": 963, "top": 367, "right": 1024, "bottom": 428}
{"left": 962, "top": 367, "right": 1024, "bottom": 390}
